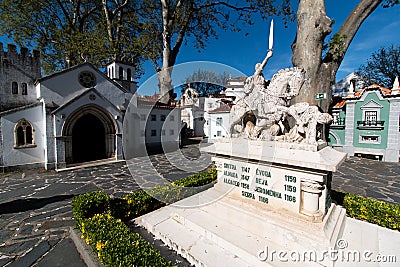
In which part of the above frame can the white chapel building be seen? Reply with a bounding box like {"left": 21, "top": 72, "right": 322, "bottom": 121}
{"left": 0, "top": 44, "right": 180, "bottom": 171}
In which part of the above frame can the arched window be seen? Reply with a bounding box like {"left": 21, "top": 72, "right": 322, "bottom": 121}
{"left": 119, "top": 66, "right": 124, "bottom": 80}
{"left": 12, "top": 82, "right": 18, "bottom": 94}
{"left": 127, "top": 68, "right": 132, "bottom": 81}
{"left": 21, "top": 83, "right": 28, "bottom": 95}
{"left": 14, "top": 119, "right": 35, "bottom": 148}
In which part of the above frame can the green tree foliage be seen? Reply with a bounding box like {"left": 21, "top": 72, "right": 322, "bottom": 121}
{"left": 180, "top": 69, "right": 231, "bottom": 96}
{"left": 0, "top": 0, "right": 143, "bottom": 75}
{"left": 356, "top": 45, "right": 400, "bottom": 88}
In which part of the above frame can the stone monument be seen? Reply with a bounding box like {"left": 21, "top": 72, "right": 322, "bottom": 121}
{"left": 136, "top": 20, "right": 347, "bottom": 266}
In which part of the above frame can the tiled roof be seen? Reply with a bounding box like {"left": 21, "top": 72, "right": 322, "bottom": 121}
{"left": 227, "top": 76, "right": 246, "bottom": 82}
{"left": 332, "top": 99, "right": 346, "bottom": 109}
{"left": 208, "top": 104, "right": 231, "bottom": 113}
{"left": 137, "top": 94, "right": 177, "bottom": 109}
{"left": 347, "top": 84, "right": 396, "bottom": 99}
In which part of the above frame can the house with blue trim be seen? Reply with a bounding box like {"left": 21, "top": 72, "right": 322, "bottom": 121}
{"left": 329, "top": 80, "right": 400, "bottom": 162}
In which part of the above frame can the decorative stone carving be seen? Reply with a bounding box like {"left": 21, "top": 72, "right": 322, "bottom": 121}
{"left": 275, "top": 103, "right": 333, "bottom": 145}
{"left": 182, "top": 86, "right": 199, "bottom": 106}
{"left": 229, "top": 55, "right": 332, "bottom": 147}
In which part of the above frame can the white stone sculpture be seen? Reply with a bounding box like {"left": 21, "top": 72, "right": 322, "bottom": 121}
{"left": 229, "top": 54, "right": 332, "bottom": 146}
{"left": 229, "top": 66, "right": 305, "bottom": 138}
{"left": 276, "top": 103, "right": 333, "bottom": 144}
{"left": 182, "top": 86, "right": 199, "bottom": 106}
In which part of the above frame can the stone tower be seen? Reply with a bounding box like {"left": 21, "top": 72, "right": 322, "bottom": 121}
{"left": 0, "top": 43, "right": 41, "bottom": 111}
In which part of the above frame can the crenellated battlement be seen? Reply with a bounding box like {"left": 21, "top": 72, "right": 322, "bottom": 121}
{"left": 0, "top": 43, "right": 42, "bottom": 111}
{"left": 0, "top": 43, "right": 41, "bottom": 78}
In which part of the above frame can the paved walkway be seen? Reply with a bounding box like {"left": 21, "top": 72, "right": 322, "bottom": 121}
{"left": 0, "top": 142, "right": 399, "bottom": 266}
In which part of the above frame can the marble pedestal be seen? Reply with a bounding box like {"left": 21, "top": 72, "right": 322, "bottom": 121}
{"left": 135, "top": 138, "right": 348, "bottom": 266}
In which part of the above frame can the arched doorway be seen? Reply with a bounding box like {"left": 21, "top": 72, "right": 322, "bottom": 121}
{"left": 63, "top": 105, "right": 117, "bottom": 164}
{"left": 72, "top": 113, "right": 106, "bottom": 163}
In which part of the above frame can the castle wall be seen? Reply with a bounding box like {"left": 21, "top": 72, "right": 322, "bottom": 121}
{"left": 0, "top": 43, "right": 41, "bottom": 111}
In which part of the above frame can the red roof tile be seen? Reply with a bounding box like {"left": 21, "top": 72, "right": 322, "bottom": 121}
{"left": 209, "top": 104, "right": 231, "bottom": 113}
{"left": 332, "top": 99, "right": 346, "bottom": 109}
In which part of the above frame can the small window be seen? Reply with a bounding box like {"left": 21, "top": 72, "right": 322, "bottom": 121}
{"left": 151, "top": 114, "right": 156, "bottom": 121}
{"left": 170, "top": 115, "right": 175, "bottom": 121}
{"left": 14, "top": 119, "right": 35, "bottom": 148}
{"left": 161, "top": 115, "right": 166, "bottom": 121}
{"left": 119, "top": 66, "right": 124, "bottom": 80}
{"left": 170, "top": 129, "right": 174, "bottom": 135}
{"left": 127, "top": 68, "right": 132, "bottom": 81}
{"left": 12, "top": 82, "right": 18, "bottom": 94}
{"left": 140, "top": 114, "right": 146, "bottom": 121}
{"left": 21, "top": 83, "right": 28, "bottom": 95}
{"left": 216, "top": 117, "right": 222, "bottom": 126}
{"left": 161, "top": 129, "right": 166, "bottom": 136}
{"left": 217, "top": 131, "right": 222, "bottom": 137}
{"left": 359, "top": 135, "right": 381, "bottom": 144}
{"left": 151, "top": 129, "right": 157, "bottom": 136}
{"left": 365, "top": 111, "right": 377, "bottom": 122}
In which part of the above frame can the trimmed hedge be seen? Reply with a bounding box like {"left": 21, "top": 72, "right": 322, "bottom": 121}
{"left": 80, "top": 214, "right": 173, "bottom": 266}
{"left": 71, "top": 167, "right": 217, "bottom": 267}
{"left": 331, "top": 190, "right": 400, "bottom": 231}
{"left": 72, "top": 190, "right": 109, "bottom": 227}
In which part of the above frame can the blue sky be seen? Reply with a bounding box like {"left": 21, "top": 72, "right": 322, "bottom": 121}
{"left": 1, "top": 1, "right": 399, "bottom": 97}
{"left": 137, "top": 1, "right": 400, "bottom": 96}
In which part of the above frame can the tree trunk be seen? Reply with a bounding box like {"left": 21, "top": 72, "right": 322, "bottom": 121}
{"left": 292, "top": 0, "right": 383, "bottom": 112}
{"left": 291, "top": 0, "right": 333, "bottom": 112}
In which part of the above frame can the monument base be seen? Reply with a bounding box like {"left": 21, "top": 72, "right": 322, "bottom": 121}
{"left": 135, "top": 186, "right": 346, "bottom": 267}
{"left": 136, "top": 139, "right": 347, "bottom": 266}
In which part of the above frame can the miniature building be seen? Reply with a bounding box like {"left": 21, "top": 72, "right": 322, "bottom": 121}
{"left": 0, "top": 44, "right": 180, "bottom": 171}
{"left": 179, "top": 80, "right": 238, "bottom": 140}
{"left": 222, "top": 76, "right": 246, "bottom": 102}
{"left": 0, "top": 43, "right": 41, "bottom": 111}
{"left": 329, "top": 80, "right": 400, "bottom": 162}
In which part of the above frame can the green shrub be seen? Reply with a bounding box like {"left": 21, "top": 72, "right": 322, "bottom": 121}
{"left": 343, "top": 193, "right": 400, "bottom": 231}
{"left": 71, "top": 166, "right": 218, "bottom": 267}
{"left": 81, "top": 214, "right": 173, "bottom": 266}
{"left": 72, "top": 191, "right": 110, "bottom": 227}
{"left": 122, "top": 189, "right": 164, "bottom": 219}
{"left": 173, "top": 167, "right": 217, "bottom": 187}
{"left": 112, "top": 166, "right": 217, "bottom": 220}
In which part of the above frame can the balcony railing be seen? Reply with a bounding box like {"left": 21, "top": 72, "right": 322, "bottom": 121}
{"left": 357, "top": 120, "right": 384, "bottom": 130}
{"left": 331, "top": 118, "right": 345, "bottom": 129}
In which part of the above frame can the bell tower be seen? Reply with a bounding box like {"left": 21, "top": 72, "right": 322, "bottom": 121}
{"left": 106, "top": 61, "right": 137, "bottom": 94}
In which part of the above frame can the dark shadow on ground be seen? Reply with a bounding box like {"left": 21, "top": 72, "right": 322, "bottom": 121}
{"left": 0, "top": 195, "right": 75, "bottom": 215}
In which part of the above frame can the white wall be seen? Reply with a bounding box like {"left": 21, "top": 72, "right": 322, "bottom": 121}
{"left": 139, "top": 107, "right": 181, "bottom": 145}
{"left": 0, "top": 104, "right": 45, "bottom": 168}
{"left": 208, "top": 112, "right": 230, "bottom": 140}
{"left": 37, "top": 64, "right": 126, "bottom": 109}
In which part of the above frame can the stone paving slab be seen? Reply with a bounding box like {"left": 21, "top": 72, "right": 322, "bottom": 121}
{"left": 332, "top": 156, "right": 400, "bottom": 205}
{"left": 0, "top": 142, "right": 399, "bottom": 266}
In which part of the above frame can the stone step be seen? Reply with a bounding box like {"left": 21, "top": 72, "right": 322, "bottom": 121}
{"left": 136, "top": 188, "right": 345, "bottom": 266}
{"left": 137, "top": 204, "right": 255, "bottom": 267}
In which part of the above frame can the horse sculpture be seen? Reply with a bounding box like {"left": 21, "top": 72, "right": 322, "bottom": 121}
{"left": 229, "top": 67, "right": 305, "bottom": 139}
